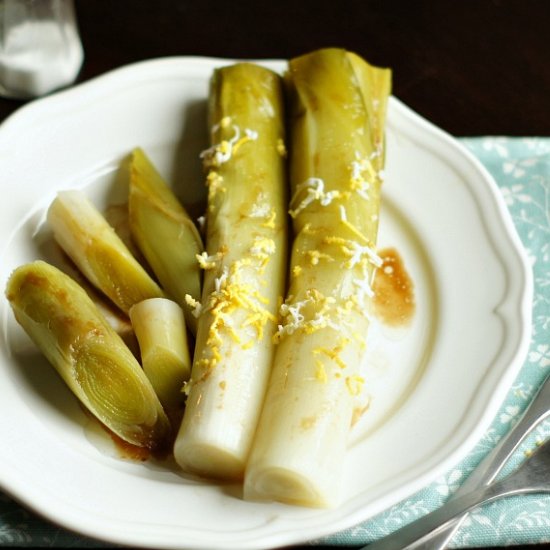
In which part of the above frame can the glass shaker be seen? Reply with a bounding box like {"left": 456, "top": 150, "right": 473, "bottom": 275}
{"left": 0, "top": 0, "right": 84, "bottom": 99}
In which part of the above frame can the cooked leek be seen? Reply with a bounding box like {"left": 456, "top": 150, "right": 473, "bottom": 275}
{"left": 129, "top": 298, "right": 191, "bottom": 411}
{"left": 173, "top": 63, "right": 287, "bottom": 480}
{"left": 5, "top": 261, "right": 171, "bottom": 449}
{"left": 244, "top": 48, "right": 391, "bottom": 507}
{"left": 54, "top": 255, "right": 140, "bottom": 357}
{"left": 47, "top": 190, "right": 165, "bottom": 314}
{"left": 128, "top": 148, "right": 203, "bottom": 334}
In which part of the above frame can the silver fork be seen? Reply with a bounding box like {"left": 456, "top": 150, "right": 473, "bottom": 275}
{"left": 415, "top": 371, "right": 550, "bottom": 549}
{"left": 363, "top": 435, "right": 550, "bottom": 549}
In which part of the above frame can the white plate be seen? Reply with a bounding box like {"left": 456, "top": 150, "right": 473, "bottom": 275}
{"left": 0, "top": 57, "right": 532, "bottom": 549}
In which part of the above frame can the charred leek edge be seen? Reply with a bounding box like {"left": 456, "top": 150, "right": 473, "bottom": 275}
{"left": 128, "top": 148, "right": 204, "bottom": 335}
{"left": 244, "top": 48, "right": 391, "bottom": 507}
{"left": 129, "top": 298, "right": 191, "bottom": 411}
{"left": 53, "top": 252, "right": 140, "bottom": 356}
{"left": 5, "top": 261, "right": 171, "bottom": 449}
{"left": 173, "top": 62, "right": 288, "bottom": 481}
{"left": 47, "top": 190, "right": 165, "bottom": 314}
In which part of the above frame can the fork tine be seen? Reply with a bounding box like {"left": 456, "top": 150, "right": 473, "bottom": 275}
{"left": 508, "top": 437, "right": 550, "bottom": 490}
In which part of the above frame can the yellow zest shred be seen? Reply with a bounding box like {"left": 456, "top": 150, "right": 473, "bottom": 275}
{"left": 261, "top": 208, "right": 277, "bottom": 228}
{"left": 314, "top": 359, "right": 328, "bottom": 383}
{"left": 232, "top": 129, "right": 259, "bottom": 156}
{"left": 205, "top": 171, "right": 226, "bottom": 211}
{"left": 340, "top": 220, "right": 370, "bottom": 245}
{"left": 313, "top": 345, "right": 347, "bottom": 370}
{"left": 345, "top": 375, "right": 365, "bottom": 396}
{"left": 306, "top": 249, "right": 334, "bottom": 266}
{"left": 196, "top": 257, "right": 275, "bottom": 368}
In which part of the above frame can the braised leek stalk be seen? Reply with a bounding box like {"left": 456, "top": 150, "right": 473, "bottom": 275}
{"left": 173, "top": 63, "right": 287, "bottom": 480}
{"left": 244, "top": 49, "right": 391, "bottom": 507}
{"left": 128, "top": 148, "right": 203, "bottom": 334}
{"left": 5, "top": 261, "right": 171, "bottom": 449}
{"left": 47, "top": 190, "right": 165, "bottom": 314}
{"left": 129, "top": 298, "right": 191, "bottom": 411}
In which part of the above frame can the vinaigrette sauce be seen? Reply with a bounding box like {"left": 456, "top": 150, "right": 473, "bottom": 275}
{"left": 372, "top": 247, "right": 415, "bottom": 327}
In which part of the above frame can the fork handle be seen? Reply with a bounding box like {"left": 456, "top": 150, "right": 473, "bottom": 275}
{"left": 414, "top": 372, "right": 550, "bottom": 550}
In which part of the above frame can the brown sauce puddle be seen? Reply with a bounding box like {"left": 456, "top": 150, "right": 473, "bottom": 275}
{"left": 372, "top": 247, "right": 415, "bottom": 327}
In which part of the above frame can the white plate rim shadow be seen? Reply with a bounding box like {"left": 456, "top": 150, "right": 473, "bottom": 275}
{"left": 0, "top": 56, "right": 533, "bottom": 549}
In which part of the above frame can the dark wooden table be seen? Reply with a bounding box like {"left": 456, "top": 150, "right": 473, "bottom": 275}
{"left": 1, "top": 0, "right": 550, "bottom": 135}
{"left": 0, "top": 1, "right": 548, "bottom": 548}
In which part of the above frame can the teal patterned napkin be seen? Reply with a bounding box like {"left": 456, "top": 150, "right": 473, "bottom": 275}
{"left": 1, "top": 137, "right": 549, "bottom": 547}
